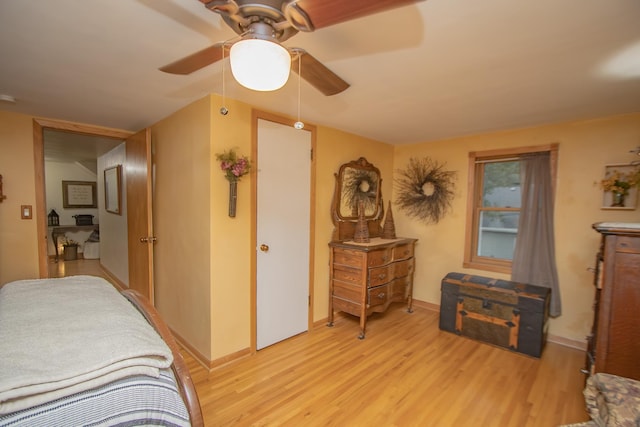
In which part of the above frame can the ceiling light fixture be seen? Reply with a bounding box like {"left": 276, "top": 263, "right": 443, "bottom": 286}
{"left": 229, "top": 23, "right": 291, "bottom": 92}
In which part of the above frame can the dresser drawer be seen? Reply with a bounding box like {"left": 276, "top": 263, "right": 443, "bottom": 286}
{"left": 333, "top": 280, "right": 362, "bottom": 303}
{"left": 333, "top": 264, "right": 362, "bottom": 286}
{"left": 368, "top": 283, "right": 391, "bottom": 308}
{"left": 367, "top": 258, "right": 414, "bottom": 287}
{"left": 333, "top": 248, "right": 364, "bottom": 267}
{"left": 368, "top": 264, "right": 393, "bottom": 287}
{"left": 367, "top": 248, "right": 393, "bottom": 267}
{"left": 394, "top": 258, "right": 414, "bottom": 278}
{"left": 393, "top": 243, "right": 414, "bottom": 261}
{"left": 391, "top": 275, "right": 411, "bottom": 299}
{"left": 368, "top": 277, "right": 411, "bottom": 308}
{"left": 615, "top": 236, "right": 640, "bottom": 253}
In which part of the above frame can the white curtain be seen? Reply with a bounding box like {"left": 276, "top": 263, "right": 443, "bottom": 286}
{"left": 511, "top": 152, "right": 561, "bottom": 317}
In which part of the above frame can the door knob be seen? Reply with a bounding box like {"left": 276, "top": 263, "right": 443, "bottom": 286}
{"left": 260, "top": 244, "right": 269, "bottom": 252}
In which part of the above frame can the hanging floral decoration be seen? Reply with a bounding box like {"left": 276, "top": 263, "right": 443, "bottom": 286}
{"left": 395, "top": 157, "right": 456, "bottom": 224}
{"left": 215, "top": 148, "right": 251, "bottom": 182}
{"left": 342, "top": 168, "right": 379, "bottom": 215}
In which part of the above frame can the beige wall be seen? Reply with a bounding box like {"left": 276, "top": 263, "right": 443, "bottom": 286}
{"left": 393, "top": 113, "right": 640, "bottom": 344}
{"left": 3, "top": 104, "right": 638, "bottom": 362}
{"left": 0, "top": 111, "right": 40, "bottom": 284}
{"left": 151, "top": 96, "right": 214, "bottom": 359}
{"left": 150, "top": 95, "right": 395, "bottom": 362}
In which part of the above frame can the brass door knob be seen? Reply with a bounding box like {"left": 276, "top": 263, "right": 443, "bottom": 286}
{"left": 260, "top": 244, "right": 269, "bottom": 252}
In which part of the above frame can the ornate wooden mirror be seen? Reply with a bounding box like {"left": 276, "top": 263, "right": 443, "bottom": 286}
{"left": 331, "top": 157, "right": 384, "bottom": 241}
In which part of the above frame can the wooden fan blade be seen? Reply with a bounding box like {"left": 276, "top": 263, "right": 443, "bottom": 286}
{"left": 159, "top": 43, "right": 228, "bottom": 75}
{"left": 292, "top": 51, "right": 349, "bottom": 96}
{"left": 293, "top": 0, "right": 424, "bottom": 30}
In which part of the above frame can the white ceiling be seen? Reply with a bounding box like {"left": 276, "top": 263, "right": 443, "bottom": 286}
{"left": 1, "top": 0, "right": 639, "bottom": 145}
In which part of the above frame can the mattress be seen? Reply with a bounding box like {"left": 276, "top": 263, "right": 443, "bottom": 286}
{"left": 0, "top": 369, "right": 190, "bottom": 427}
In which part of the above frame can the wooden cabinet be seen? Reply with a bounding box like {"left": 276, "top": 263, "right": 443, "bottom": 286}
{"left": 587, "top": 222, "right": 640, "bottom": 380}
{"left": 328, "top": 237, "right": 417, "bottom": 339}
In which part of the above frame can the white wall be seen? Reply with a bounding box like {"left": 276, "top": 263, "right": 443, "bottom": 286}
{"left": 97, "top": 143, "right": 129, "bottom": 285}
{"left": 45, "top": 160, "right": 99, "bottom": 255}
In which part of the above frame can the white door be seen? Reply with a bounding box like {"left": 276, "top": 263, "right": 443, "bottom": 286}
{"left": 256, "top": 119, "right": 311, "bottom": 350}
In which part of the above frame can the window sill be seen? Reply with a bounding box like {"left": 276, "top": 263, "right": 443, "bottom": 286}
{"left": 463, "top": 260, "right": 512, "bottom": 275}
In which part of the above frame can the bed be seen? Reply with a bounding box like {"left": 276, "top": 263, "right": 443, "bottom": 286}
{"left": 0, "top": 275, "right": 204, "bottom": 427}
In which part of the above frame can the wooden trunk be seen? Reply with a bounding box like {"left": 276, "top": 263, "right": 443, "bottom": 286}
{"left": 439, "top": 272, "right": 550, "bottom": 358}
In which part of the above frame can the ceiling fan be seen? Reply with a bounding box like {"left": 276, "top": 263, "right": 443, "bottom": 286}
{"left": 159, "top": 0, "right": 423, "bottom": 95}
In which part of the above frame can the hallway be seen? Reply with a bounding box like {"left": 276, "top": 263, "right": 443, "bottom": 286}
{"left": 48, "top": 257, "right": 119, "bottom": 287}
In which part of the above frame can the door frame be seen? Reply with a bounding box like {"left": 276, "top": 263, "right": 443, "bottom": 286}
{"left": 250, "top": 110, "right": 317, "bottom": 353}
{"left": 33, "top": 118, "right": 132, "bottom": 278}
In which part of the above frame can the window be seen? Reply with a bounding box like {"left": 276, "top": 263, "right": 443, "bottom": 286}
{"left": 464, "top": 145, "right": 558, "bottom": 273}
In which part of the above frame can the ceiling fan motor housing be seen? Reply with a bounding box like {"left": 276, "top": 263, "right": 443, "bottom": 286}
{"left": 204, "top": 0, "right": 312, "bottom": 42}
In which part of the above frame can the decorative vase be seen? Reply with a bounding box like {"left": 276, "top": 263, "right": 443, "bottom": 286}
{"left": 63, "top": 245, "right": 78, "bottom": 261}
{"left": 382, "top": 201, "right": 396, "bottom": 239}
{"left": 611, "top": 191, "right": 626, "bottom": 207}
{"left": 228, "top": 180, "right": 238, "bottom": 217}
{"left": 353, "top": 200, "right": 370, "bottom": 243}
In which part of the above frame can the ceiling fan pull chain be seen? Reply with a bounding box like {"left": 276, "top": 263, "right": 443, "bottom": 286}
{"left": 220, "top": 43, "right": 228, "bottom": 115}
{"left": 294, "top": 51, "right": 304, "bottom": 130}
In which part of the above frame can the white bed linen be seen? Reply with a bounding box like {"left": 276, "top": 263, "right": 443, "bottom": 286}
{"left": 0, "top": 276, "right": 173, "bottom": 414}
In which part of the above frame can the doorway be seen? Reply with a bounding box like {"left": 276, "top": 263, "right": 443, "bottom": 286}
{"left": 33, "top": 119, "right": 131, "bottom": 280}
{"left": 254, "top": 112, "right": 316, "bottom": 350}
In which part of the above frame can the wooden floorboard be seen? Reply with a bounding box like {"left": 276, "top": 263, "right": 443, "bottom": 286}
{"left": 55, "top": 260, "right": 590, "bottom": 426}
{"left": 184, "top": 307, "right": 591, "bottom": 427}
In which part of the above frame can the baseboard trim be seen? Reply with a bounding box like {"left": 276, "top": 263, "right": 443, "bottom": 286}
{"left": 171, "top": 328, "right": 252, "bottom": 372}
{"left": 99, "top": 264, "right": 127, "bottom": 291}
{"left": 546, "top": 334, "right": 587, "bottom": 351}
{"left": 412, "top": 299, "right": 440, "bottom": 312}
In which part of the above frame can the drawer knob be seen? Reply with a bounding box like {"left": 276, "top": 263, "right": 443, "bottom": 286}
{"left": 260, "top": 244, "right": 270, "bottom": 252}
{"left": 378, "top": 273, "right": 386, "bottom": 280}
{"left": 377, "top": 292, "right": 385, "bottom": 299}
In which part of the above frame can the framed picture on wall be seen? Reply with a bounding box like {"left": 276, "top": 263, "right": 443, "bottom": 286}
{"left": 62, "top": 180, "right": 97, "bottom": 208}
{"left": 104, "top": 165, "right": 122, "bottom": 215}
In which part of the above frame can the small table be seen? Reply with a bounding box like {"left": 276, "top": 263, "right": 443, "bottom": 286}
{"left": 51, "top": 225, "right": 99, "bottom": 262}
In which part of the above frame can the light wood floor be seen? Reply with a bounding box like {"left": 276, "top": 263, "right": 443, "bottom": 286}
{"left": 55, "top": 259, "right": 591, "bottom": 427}
{"left": 48, "top": 256, "right": 113, "bottom": 280}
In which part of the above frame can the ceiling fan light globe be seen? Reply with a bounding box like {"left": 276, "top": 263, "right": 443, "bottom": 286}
{"left": 230, "top": 39, "right": 291, "bottom": 91}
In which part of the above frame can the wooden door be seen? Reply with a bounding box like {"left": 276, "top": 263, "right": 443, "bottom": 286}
{"left": 126, "top": 128, "right": 154, "bottom": 302}
{"left": 256, "top": 118, "right": 312, "bottom": 350}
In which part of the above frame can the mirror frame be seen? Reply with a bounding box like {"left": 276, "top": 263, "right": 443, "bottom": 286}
{"left": 335, "top": 157, "right": 382, "bottom": 220}
{"left": 104, "top": 164, "right": 122, "bottom": 215}
{"left": 331, "top": 157, "right": 384, "bottom": 241}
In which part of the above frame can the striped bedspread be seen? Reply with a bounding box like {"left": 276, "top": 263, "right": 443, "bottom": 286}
{"left": 0, "top": 275, "right": 181, "bottom": 422}
{"left": 0, "top": 369, "right": 190, "bottom": 427}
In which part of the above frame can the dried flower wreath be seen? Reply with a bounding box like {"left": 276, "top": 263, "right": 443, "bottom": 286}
{"left": 395, "top": 157, "right": 456, "bottom": 224}
{"left": 342, "top": 168, "right": 379, "bottom": 216}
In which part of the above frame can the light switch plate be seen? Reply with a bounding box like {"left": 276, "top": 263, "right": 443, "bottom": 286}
{"left": 21, "top": 205, "right": 32, "bottom": 219}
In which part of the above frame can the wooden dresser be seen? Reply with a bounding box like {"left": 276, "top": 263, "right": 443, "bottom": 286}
{"left": 328, "top": 237, "right": 417, "bottom": 339}
{"left": 586, "top": 222, "right": 640, "bottom": 380}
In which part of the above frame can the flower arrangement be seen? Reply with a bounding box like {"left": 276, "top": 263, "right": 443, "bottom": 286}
{"left": 61, "top": 237, "right": 78, "bottom": 247}
{"left": 600, "top": 167, "right": 640, "bottom": 195}
{"left": 215, "top": 148, "right": 251, "bottom": 182}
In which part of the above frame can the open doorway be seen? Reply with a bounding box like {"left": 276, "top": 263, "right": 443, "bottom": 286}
{"left": 33, "top": 119, "right": 131, "bottom": 282}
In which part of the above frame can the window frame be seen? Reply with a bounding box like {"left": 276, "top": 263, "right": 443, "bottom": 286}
{"left": 463, "top": 144, "right": 558, "bottom": 274}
